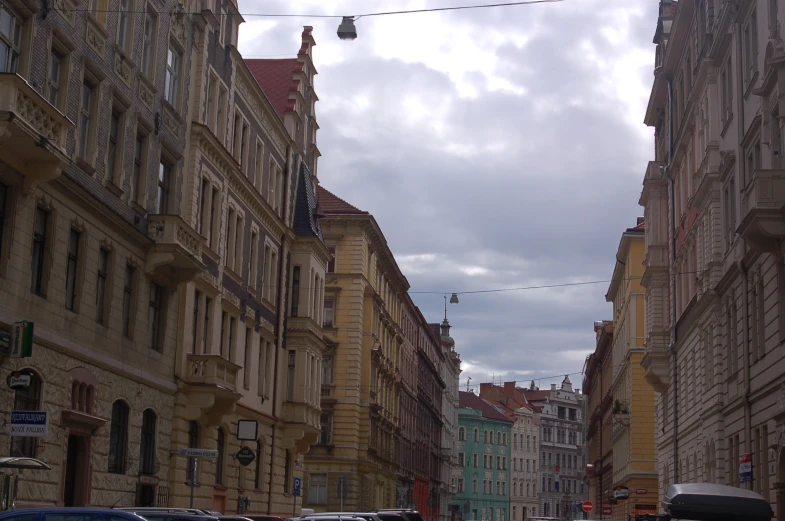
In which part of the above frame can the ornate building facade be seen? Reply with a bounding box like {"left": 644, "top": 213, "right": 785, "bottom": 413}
{"left": 438, "top": 319, "right": 462, "bottom": 521}
{"left": 639, "top": 1, "right": 785, "bottom": 517}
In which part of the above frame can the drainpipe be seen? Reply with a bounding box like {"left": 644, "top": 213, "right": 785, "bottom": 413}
{"left": 733, "top": 15, "right": 753, "bottom": 477}
{"left": 665, "top": 74, "right": 679, "bottom": 485}
{"left": 267, "top": 144, "right": 293, "bottom": 514}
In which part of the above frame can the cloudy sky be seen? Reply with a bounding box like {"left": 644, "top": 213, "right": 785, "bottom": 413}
{"left": 238, "top": 0, "right": 658, "bottom": 392}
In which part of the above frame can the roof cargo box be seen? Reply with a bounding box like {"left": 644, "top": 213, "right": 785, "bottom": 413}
{"left": 663, "top": 483, "right": 773, "bottom": 521}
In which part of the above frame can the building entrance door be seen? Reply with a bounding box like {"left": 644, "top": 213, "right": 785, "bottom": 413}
{"left": 63, "top": 435, "right": 89, "bottom": 506}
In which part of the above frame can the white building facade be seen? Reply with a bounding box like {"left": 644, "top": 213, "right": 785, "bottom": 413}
{"left": 510, "top": 406, "right": 540, "bottom": 521}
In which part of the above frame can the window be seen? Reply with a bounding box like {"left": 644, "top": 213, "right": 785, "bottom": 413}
{"left": 65, "top": 229, "right": 80, "bottom": 311}
{"left": 327, "top": 246, "right": 336, "bottom": 273}
{"left": 116, "top": 0, "right": 130, "bottom": 50}
{"left": 156, "top": 160, "right": 171, "bottom": 214}
{"left": 473, "top": 453, "right": 478, "bottom": 467}
{"left": 309, "top": 473, "right": 327, "bottom": 505}
{"left": 291, "top": 265, "right": 301, "bottom": 316}
{"left": 191, "top": 290, "right": 201, "bottom": 354}
{"left": 165, "top": 42, "right": 182, "bottom": 106}
{"left": 108, "top": 400, "right": 130, "bottom": 473}
{"left": 284, "top": 450, "right": 292, "bottom": 493}
{"left": 122, "top": 265, "right": 135, "bottom": 338}
{"left": 0, "top": 182, "right": 6, "bottom": 258}
{"left": 243, "top": 327, "right": 252, "bottom": 389}
{"left": 78, "top": 81, "right": 93, "bottom": 160}
{"left": 459, "top": 427, "right": 466, "bottom": 441}
{"left": 107, "top": 109, "right": 122, "bottom": 184}
{"left": 249, "top": 230, "right": 259, "bottom": 288}
{"left": 254, "top": 439, "right": 263, "bottom": 490}
{"left": 217, "top": 84, "right": 228, "bottom": 143}
{"left": 96, "top": 248, "right": 110, "bottom": 324}
{"left": 322, "top": 355, "right": 333, "bottom": 385}
{"left": 319, "top": 413, "right": 332, "bottom": 444}
{"left": 10, "top": 371, "right": 41, "bottom": 457}
{"left": 31, "top": 208, "right": 49, "bottom": 295}
{"left": 139, "top": 409, "right": 156, "bottom": 475}
{"left": 286, "top": 350, "right": 296, "bottom": 401}
{"left": 47, "top": 49, "right": 63, "bottom": 106}
{"left": 0, "top": 4, "right": 21, "bottom": 73}
{"left": 215, "top": 427, "right": 225, "bottom": 484}
{"left": 147, "top": 282, "right": 164, "bottom": 351}
{"left": 323, "top": 297, "right": 334, "bottom": 328}
{"left": 474, "top": 428, "right": 479, "bottom": 442}
{"left": 141, "top": 8, "right": 156, "bottom": 77}
{"left": 743, "top": 8, "right": 758, "bottom": 89}
{"left": 457, "top": 478, "right": 464, "bottom": 492}
{"left": 132, "top": 132, "right": 147, "bottom": 204}
{"left": 187, "top": 421, "right": 199, "bottom": 482}
{"left": 721, "top": 58, "right": 733, "bottom": 123}
{"left": 254, "top": 140, "right": 264, "bottom": 187}
{"left": 569, "top": 408, "right": 577, "bottom": 421}
{"left": 459, "top": 452, "right": 465, "bottom": 466}
{"left": 473, "top": 479, "right": 478, "bottom": 493}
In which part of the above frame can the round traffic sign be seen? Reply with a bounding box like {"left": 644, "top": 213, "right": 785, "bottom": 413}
{"left": 582, "top": 501, "right": 593, "bottom": 513}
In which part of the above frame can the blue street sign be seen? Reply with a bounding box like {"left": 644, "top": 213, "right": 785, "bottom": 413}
{"left": 293, "top": 477, "right": 302, "bottom": 497}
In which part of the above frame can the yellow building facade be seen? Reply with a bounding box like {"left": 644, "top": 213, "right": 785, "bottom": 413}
{"left": 604, "top": 221, "right": 657, "bottom": 521}
{"left": 303, "top": 187, "right": 408, "bottom": 512}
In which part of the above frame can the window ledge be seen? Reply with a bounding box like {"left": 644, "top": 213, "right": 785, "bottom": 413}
{"left": 721, "top": 112, "right": 734, "bottom": 137}
{"left": 162, "top": 100, "right": 183, "bottom": 136}
{"left": 224, "top": 265, "right": 243, "bottom": 285}
{"left": 131, "top": 200, "right": 147, "bottom": 216}
{"left": 106, "top": 181, "right": 123, "bottom": 198}
{"left": 75, "top": 157, "right": 96, "bottom": 176}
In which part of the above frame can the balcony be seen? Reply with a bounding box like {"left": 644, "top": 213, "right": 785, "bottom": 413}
{"left": 738, "top": 169, "right": 785, "bottom": 252}
{"left": 439, "top": 447, "right": 452, "bottom": 460}
{"left": 0, "top": 74, "right": 72, "bottom": 194}
{"left": 180, "top": 354, "right": 241, "bottom": 425}
{"left": 145, "top": 215, "right": 206, "bottom": 285}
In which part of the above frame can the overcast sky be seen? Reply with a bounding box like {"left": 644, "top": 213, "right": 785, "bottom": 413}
{"left": 238, "top": 0, "right": 659, "bottom": 392}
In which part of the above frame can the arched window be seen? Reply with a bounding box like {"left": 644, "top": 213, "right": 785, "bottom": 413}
{"left": 484, "top": 430, "right": 488, "bottom": 443}
{"left": 458, "top": 427, "right": 466, "bottom": 441}
{"left": 187, "top": 421, "right": 199, "bottom": 481}
{"left": 108, "top": 400, "right": 130, "bottom": 473}
{"left": 139, "top": 409, "right": 157, "bottom": 475}
{"left": 513, "top": 433, "right": 517, "bottom": 448}
{"left": 526, "top": 483, "right": 530, "bottom": 497}
{"left": 215, "top": 427, "right": 226, "bottom": 484}
{"left": 254, "top": 439, "right": 263, "bottom": 490}
{"left": 10, "top": 371, "right": 42, "bottom": 457}
{"left": 473, "top": 428, "right": 479, "bottom": 442}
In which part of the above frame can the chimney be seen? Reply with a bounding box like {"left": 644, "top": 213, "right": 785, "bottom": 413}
{"left": 637, "top": 216, "right": 644, "bottom": 225}
{"left": 479, "top": 383, "right": 492, "bottom": 396}
{"left": 504, "top": 381, "right": 515, "bottom": 396}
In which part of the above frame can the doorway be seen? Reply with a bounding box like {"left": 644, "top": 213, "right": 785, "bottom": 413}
{"left": 63, "top": 435, "right": 89, "bottom": 506}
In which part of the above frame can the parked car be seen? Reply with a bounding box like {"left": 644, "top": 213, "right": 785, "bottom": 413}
{"left": 129, "top": 512, "right": 217, "bottom": 521}
{"left": 0, "top": 508, "right": 149, "bottom": 521}
{"left": 657, "top": 483, "right": 772, "bottom": 521}
{"left": 308, "top": 513, "right": 404, "bottom": 521}
{"left": 227, "top": 516, "right": 284, "bottom": 521}
{"left": 375, "top": 510, "right": 424, "bottom": 521}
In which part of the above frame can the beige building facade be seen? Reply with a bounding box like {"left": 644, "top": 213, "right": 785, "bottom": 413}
{"left": 640, "top": 1, "right": 785, "bottom": 518}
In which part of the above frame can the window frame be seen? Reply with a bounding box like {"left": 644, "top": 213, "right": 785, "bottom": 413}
{"left": 108, "top": 399, "right": 130, "bottom": 474}
{"left": 64, "top": 228, "right": 82, "bottom": 312}
{"left": 164, "top": 40, "right": 183, "bottom": 108}
{"left": 30, "top": 206, "right": 51, "bottom": 297}
{"left": 147, "top": 281, "right": 164, "bottom": 352}
{"left": 0, "top": 4, "right": 22, "bottom": 74}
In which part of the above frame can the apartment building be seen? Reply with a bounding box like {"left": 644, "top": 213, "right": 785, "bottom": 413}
{"left": 478, "top": 383, "right": 541, "bottom": 521}
{"left": 438, "top": 319, "right": 462, "bottom": 521}
{"left": 0, "top": 0, "right": 202, "bottom": 507}
{"left": 303, "top": 187, "right": 409, "bottom": 511}
{"left": 639, "top": 2, "right": 785, "bottom": 517}
{"left": 166, "top": 5, "right": 328, "bottom": 512}
{"left": 454, "top": 391, "right": 512, "bottom": 521}
{"left": 523, "top": 377, "right": 586, "bottom": 520}
{"left": 583, "top": 323, "right": 614, "bottom": 521}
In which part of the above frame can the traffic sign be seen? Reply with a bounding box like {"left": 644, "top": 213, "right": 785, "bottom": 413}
{"left": 602, "top": 504, "right": 612, "bottom": 516}
{"left": 582, "top": 501, "right": 593, "bottom": 513}
{"left": 10, "top": 411, "right": 48, "bottom": 437}
{"left": 293, "top": 477, "right": 302, "bottom": 497}
{"left": 739, "top": 453, "right": 752, "bottom": 482}
{"left": 555, "top": 465, "right": 560, "bottom": 473}
{"left": 236, "top": 446, "right": 255, "bottom": 466}
{"left": 179, "top": 448, "right": 218, "bottom": 458}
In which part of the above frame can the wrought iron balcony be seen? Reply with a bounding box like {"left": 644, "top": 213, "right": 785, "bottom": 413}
{"left": 0, "top": 73, "right": 72, "bottom": 194}
{"left": 146, "top": 215, "right": 206, "bottom": 285}
{"left": 738, "top": 169, "right": 785, "bottom": 251}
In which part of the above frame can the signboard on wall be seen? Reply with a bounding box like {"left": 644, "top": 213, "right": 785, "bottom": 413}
{"left": 739, "top": 453, "right": 753, "bottom": 482}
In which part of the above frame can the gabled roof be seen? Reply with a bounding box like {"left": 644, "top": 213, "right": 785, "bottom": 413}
{"left": 317, "top": 186, "right": 368, "bottom": 215}
{"left": 292, "top": 162, "right": 323, "bottom": 239}
{"left": 459, "top": 391, "right": 513, "bottom": 423}
{"left": 245, "top": 58, "right": 300, "bottom": 120}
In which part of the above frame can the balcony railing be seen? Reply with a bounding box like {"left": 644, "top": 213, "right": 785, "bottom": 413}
{"left": 146, "top": 215, "right": 206, "bottom": 285}
{"left": 0, "top": 73, "right": 72, "bottom": 193}
{"left": 738, "top": 169, "right": 785, "bottom": 252}
{"left": 187, "top": 354, "right": 239, "bottom": 392}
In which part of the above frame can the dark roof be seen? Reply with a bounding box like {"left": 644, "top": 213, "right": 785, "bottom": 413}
{"left": 317, "top": 186, "right": 368, "bottom": 215}
{"left": 459, "top": 391, "right": 513, "bottom": 423}
{"left": 522, "top": 389, "right": 551, "bottom": 402}
{"left": 292, "top": 162, "right": 323, "bottom": 239}
{"left": 245, "top": 58, "right": 300, "bottom": 120}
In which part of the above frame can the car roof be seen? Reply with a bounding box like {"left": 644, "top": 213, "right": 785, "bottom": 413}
{"left": 0, "top": 509, "right": 146, "bottom": 519}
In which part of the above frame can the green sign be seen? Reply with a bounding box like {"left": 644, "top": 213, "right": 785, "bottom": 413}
{"left": 0, "top": 322, "right": 33, "bottom": 359}
{"left": 236, "top": 446, "right": 255, "bottom": 467}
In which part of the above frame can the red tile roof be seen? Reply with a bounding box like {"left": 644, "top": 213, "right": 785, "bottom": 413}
{"left": 244, "top": 58, "right": 300, "bottom": 120}
{"left": 459, "top": 391, "right": 513, "bottom": 423}
{"left": 317, "top": 186, "right": 368, "bottom": 215}
{"left": 522, "top": 389, "right": 551, "bottom": 402}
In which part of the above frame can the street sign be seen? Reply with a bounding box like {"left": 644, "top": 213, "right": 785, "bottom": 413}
{"left": 237, "top": 420, "right": 258, "bottom": 441}
{"left": 739, "top": 453, "right": 752, "bottom": 482}
{"left": 293, "top": 477, "right": 302, "bottom": 497}
{"left": 179, "top": 448, "right": 218, "bottom": 458}
{"left": 602, "top": 504, "right": 612, "bottom": 516}
{"left": 236, "top": 446, "right": 255, "bottom": 466}
{"left": 635, "top": 489, "right": 648, "bottom": 495}
{"left": 10, "top": 411, "right": 48, "bottom": 437}
{"left": 582, "top": 501, "right": 593, "bottom": 513}
{"left": 6, "top": 371, "right": 32, "bottom": 390}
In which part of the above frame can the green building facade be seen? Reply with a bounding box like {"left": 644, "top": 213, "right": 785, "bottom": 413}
{"left": 453, "top": 391, "right": 513, "bottom": 521}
